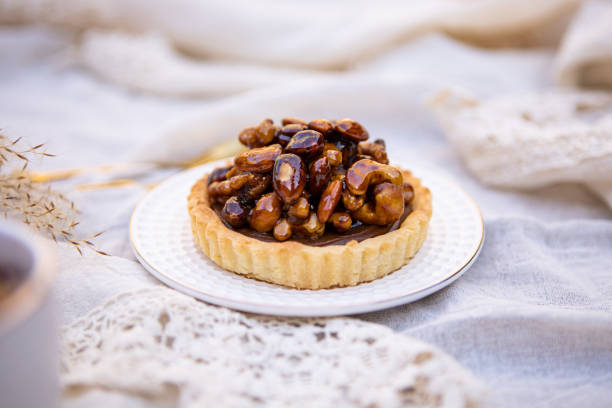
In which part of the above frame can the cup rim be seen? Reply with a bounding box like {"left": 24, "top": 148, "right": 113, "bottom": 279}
{"left": 0, "top": 221, "right": 56, "bottom": 336}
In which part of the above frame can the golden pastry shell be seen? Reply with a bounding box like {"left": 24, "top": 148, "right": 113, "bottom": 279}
{"left": 187, "top": 167, "right": 432, "bottom": 289}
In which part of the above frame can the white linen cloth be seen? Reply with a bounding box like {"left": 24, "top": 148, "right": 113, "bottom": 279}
{"left": 1, "top": 1, "right": 612, "bottom": 407}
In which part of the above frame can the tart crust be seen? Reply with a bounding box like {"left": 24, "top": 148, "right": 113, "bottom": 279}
{"left": 187, "top": 168, "right": 432, "bottom": 289}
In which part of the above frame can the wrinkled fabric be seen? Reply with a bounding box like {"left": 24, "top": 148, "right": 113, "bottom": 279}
{"left": 362, "top": 218, "right": 612, "bottom": 407}
{"left": 555, "top": 0, "right": 612, "bottom": 89}
{"left": 0, "top": 0, "right": 580, "bottom": 71}
{"left": 1, "top": 7, "right": 611, "bottom": 408}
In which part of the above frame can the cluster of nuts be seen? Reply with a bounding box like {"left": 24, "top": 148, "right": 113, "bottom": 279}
{"left": 207, "top": 117, "right": 415, "bottom": 241}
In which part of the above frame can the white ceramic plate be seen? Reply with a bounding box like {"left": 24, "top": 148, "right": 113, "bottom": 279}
{"left": 131, "top": 159, "right": 484, "bottom": 316}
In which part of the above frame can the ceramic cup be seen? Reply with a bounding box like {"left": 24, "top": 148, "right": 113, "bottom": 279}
{"left": 0, "top": 221, "right": 58, "bottom": 408}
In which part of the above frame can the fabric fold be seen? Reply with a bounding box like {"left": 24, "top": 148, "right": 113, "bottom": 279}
{"left": 555, "top": 0, "right": 612, "bottom": 89}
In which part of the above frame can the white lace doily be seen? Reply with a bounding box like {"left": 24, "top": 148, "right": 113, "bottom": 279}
{"left": 61, "top": 287, "right": 485, "bottom": 408}
{"left": 130, "top": 160, "right": 484, "bottom": 316}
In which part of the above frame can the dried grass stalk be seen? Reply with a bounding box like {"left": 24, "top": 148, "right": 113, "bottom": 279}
{"left": 0, "top": 133, "right": 108, "bottom": 255}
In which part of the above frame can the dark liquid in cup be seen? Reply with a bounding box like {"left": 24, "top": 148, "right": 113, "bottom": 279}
{"left": 0, "top": 265, "right": 20, "bottom": 300}
{"left": 0, "top": 231, "right": 33, "bottom": 302}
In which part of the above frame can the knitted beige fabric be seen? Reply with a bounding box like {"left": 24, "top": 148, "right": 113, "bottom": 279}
{"left": 429, "top": 88, "right": 612, "bottom": 207}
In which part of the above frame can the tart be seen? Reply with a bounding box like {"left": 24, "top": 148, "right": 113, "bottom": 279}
{"left": 188, "top": 118, "right": 432, "bottom": 289}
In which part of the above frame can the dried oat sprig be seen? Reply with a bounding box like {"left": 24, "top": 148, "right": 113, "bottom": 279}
{"left": 0, "top": 133, "right": 108, "bottom": 256}
{"left": 0, "top": 135, "right": 55, "bottom": 171}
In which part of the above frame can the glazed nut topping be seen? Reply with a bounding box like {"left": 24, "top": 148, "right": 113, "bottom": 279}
{"left": 207, "top": 117, "right": 415, "bottom": 241}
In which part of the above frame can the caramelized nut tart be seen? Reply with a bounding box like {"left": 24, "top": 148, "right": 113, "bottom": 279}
{"left": 188, "top": 117, "right": 432, "bottom": 289}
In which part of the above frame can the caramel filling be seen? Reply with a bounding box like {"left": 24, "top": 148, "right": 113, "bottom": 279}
{"left": 212, "top": 204, "right": 412, "bottom": 247}
{"left": 206, "top": 117, "right": 410, "bottom": 243}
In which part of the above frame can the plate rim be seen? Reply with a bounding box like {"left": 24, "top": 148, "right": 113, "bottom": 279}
{"left": 130, "top": 160, "right": 485, "bottom": 317}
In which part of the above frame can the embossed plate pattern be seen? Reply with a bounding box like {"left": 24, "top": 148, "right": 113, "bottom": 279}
{"left": 131, "top": 159, "right": 484, "bottom": 316}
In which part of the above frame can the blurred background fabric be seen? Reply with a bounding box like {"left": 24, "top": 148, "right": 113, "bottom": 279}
{"left": 1, "top": 0, "right": 611, "bottom": 407}
{"left": 555, "top": 0, "right": 612, "bottom": 88}
{"left": 1, "top": 0, "right": 609, "bottom": 97}
{"left": 2, "top": 0, "right": 611, "bottom": 196}
{"left": 0, "top": 0, "right": 583, "bottom": 70}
